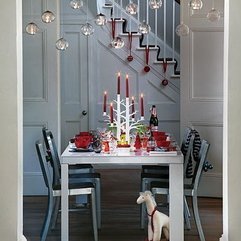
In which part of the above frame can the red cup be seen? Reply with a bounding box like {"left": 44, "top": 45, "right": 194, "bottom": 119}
{"left": 156, "top": 140, "right": 170, "bottom": 148}
{"left": 75, "top": 136, "right": 92, "bottom": 148}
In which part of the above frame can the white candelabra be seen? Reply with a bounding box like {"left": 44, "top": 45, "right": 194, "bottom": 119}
{"left": 103, "top": 73, "right": 144, "bottom": 144}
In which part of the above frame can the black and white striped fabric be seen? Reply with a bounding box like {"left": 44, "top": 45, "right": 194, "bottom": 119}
{"left": 182, "top": 129, "right": 202, "bottom": 178}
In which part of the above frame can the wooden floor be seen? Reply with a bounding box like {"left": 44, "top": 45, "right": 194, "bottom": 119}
{"left": 23, "top": 169, "right": 223, "bottom": 241}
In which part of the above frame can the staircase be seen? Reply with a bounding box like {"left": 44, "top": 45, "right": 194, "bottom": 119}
{"left": 97, "top": 0, "right": 181, "bottom": 83}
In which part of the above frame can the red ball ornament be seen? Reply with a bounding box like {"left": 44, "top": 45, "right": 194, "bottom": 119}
{"left": 162, "top": 79, "right": 168, "bottom": 86}
{"left": 127, "top": 55, "right": 133, "bottom": 62}
{"left": 144, "top": 65, "right": 150, "bottom": 72}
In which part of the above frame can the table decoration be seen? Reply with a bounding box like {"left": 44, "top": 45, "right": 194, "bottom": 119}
{"left": 103, "top": 72, "right": 145, "bottom": 144}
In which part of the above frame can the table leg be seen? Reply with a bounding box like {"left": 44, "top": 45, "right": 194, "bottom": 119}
{"left": 61, "top": 163, "right": 69, "bottom": 241}
{"left": 169, "top": 163, "right": 184, "bottom": 241}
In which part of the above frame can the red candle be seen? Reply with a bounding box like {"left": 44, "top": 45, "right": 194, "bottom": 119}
{"left": 140, "top": 93, "right": 144, "bottom": 117}
{"left": 126, "top": 74, "right": 129, "bottom": 98}
{"left": 131, "top": 96, "right": 135, "bottom": 118}
{"left": 103, "top": 91, "right": 107, "bottom": 113}
{"left": 110, "top": 102, "right": 113, "bottom": 123}
{"left": 117, "top": 72, "right": 121, "bottom": 95}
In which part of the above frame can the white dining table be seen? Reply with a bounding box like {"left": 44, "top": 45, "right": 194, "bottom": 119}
{"left": 61, "top": 147, "right": 184, "bottom": 241}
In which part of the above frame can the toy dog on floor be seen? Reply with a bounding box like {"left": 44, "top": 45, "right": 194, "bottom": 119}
{"left": 137, "top": 191, "right": 169, "bottom": 241}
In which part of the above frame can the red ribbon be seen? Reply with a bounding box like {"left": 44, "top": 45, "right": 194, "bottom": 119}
{"left": 145, "top": 46, "right": 150, "bottom": 65}
{"left": 127, "top": 32, "right": 133, "bottom": 62}
{"left": 111, "top": 18, "right": 116, "bottom": 39}
{"left": 144, "top": 46, "right": 150, "bottom": 72}
{"left": 163, "top": 60, "right": 168, "bottom": 73}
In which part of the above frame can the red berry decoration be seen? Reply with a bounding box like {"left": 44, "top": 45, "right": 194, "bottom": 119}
{"left": 162, "top": 79, "right": 168, "bottom": 86}
{"left": 127, "top": 55, "right": 133, "bottom": 62}
{"left": 144, "top": 66, "right": 150, "bottom": 72}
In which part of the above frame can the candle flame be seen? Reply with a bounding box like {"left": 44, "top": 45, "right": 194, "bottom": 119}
{"left": 104, "top": 91, "right": 107, "bottom": 95}
{"left": 110, "top": 102, "right": 113, "bottom": 106}
{"left": 118, "top": 72, "right": 120, "bottom": 77}
{"left": 126, "top": 74, "right": 128, "bottom": 79}
{"left": 132, "top": 96, "right": 134, "bottom": 100}
{"left": 141, "top": 93, "right": 143, "bottom": 97}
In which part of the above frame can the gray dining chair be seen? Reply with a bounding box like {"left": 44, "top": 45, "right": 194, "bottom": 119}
{"left": 140, "top": 127, "right": 193, "bottom": 229}
{"left": 151, "top": 139, "right": 210, "bottom": 241}
{"left": 36, "top": 140, "right": 98, "bottom": 241}
{"left": 42, "top": 127, "right": 101, "bottom": 228}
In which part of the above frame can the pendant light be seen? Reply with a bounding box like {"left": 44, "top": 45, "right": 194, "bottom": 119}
{"left": 81, "top": 0, "right": 94, "bottom": 36}
{"left": 95, "top": 13, "right": 107, "bottom": 26}
{"left": 26, "top": 0, "right": 39, "bottom": 35}
{"left": 149, "top": 0, "right": 162, "bottom": 10}
{"left": 56, "top": 37, "right": 69, "bottom": 51}
{"left": 189, "top": 0, "right": 203, "bottom": 10}
{"left": 176, "top": 0, "right": 189, "bottom": 36}
{"left": 126, "top": 1, "right": 138, "bottom": 15}
{"left": 69, "top": 0, "right": 83, "bottom": 9}
{"left": 138, "top": 21, "right": 151, "bottom": 34}
{"left": 26, "top": 22, "right": 40, "bottom": 35}
{"left": 207, "top": 0, "right": 220, "bottom": 22}
{"left": 41, "top": 0, "right": 55, "bottom": 23}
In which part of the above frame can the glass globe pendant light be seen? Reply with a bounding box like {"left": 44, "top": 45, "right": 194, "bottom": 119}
{"left": 138, "top": 21, "right": 151, "bottom": 34}
{"left": 26, "top": 22, "right": 40, "bottom": 35}
{"left": 207, "top": 8, "right": 220, "bottom": 22}
{"left": 176, "top": 22, "right": 189, "bottom": 36}
{"left": 56, "top": 38, "right": 69, "bottom": 51}
{"left": 207, "top": 0, "right": 220, "bottom": 22}
{"left": 69, "top": 0, "right": 83, "bottom": 9}
{"left": 126, "top": 2, "right": 138, "bottom": 15}
{"left": 81, "top": 23, "right": 94, "bottom": 36}
{"left": 95, "top": 13, "right": 107, "bottom": 26}
{"left": 111, "top": 37, "right": 125, "bottom": 49}
{"left": 25, "top": 0, "right": 39, "bottom": 35}
{"left": 149, "top": 0, "right": 162, "bottom": 10}
{"left": 189, "top": 0, "right": 203, "bottom": 10}
{"left": 42, "top": 10, "right": 55, "bottom": 23}
{"left": 176, "top": 0, "right": 189, "bottom": 36}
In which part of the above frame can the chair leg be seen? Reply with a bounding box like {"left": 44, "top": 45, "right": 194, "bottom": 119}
{"left": 184, "top": 196, "right": 191, "bottom": 230}
{"left": 140, "top": 179, "right": 148, "bottom": 229}
{"left": 192, "top": 195, "right": 205, "bottom": 241}
{"left": 95, "top": 179, "right": 101, "bottom": 229}
{"left": 40, "top": 194, "right": 54, "bottom": 241}
{"left": 91, "top": 190, "right": 98, "bottom": 241}
{"left": 50, "top": 196, "right": 60, "bottom": 230}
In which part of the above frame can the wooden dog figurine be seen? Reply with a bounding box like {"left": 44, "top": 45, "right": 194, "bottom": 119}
{"left": 137, "top": 191, "right": 169, "bottom": 241}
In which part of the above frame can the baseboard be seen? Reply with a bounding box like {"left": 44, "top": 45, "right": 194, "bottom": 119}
{"left": 23, "top": 172, "right": 47, "bottom": 195}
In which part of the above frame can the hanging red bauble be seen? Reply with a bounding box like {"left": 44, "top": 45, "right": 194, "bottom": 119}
{"left": 127, "top": 55, "right": 133, "bottom": 62}
{"left": 162, "top": 79, "right": 168, "bottom": 86}
{"left": 144, "top": 66, "right": 150, "bottom": 72}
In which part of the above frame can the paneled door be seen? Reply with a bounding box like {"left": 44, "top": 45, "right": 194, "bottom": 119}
{"left": 60, "top": 25, "right": 89, "bottom": 151}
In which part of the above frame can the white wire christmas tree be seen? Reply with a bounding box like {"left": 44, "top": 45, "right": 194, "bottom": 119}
{"left": 103, "top": 72, "right": 145, "bottom": 144}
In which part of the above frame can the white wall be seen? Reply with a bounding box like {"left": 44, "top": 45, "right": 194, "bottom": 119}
{"left": 222, "top": 0, "right": 241, "bottom": 240}
{"left": 0, "top": 1, "right": 25, "bottom": 241}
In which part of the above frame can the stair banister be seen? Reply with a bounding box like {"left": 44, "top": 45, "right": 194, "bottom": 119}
{"left": 164, "top": 0, "right": 167, "bottom": 60}
{"left": 172, "top": 0, "right": 176, "bottom": 60}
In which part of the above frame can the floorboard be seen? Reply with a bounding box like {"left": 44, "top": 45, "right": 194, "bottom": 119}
{"left": 23, "top": 169, "right": 222, "bottom": 241}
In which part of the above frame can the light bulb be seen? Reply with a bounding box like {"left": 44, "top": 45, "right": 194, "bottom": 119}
{"left": 41, "top": 10, "right": 55, "bottom": 23}
{"left": 95, "top": 13, "right": 107, "bottom": 26}
{"left": 69, "top": 0, "right": 83, "bottom": 9}
{"left": 176, "top": 22, "right": 189, "bottom": 36}
{"left": 207, "top": 8, "right": 221, "bottom": 22}
{"left": 189, "top": 0, "right": 203, "bottom": 10}
{"left": 81, "top": 23, "right": 94, "bottom": 36}
{"left": 126, "top": 2, "right": 138, "bottom": 15}
{"left": 138, "top": 21, "right": 151, "bottom": 34}
{"left": 111, "top": 37, "right": 125, "bottom": 49}
{"left": 25, "top": 22, "right": 39, "bottom": 35}
{"left": 56, "top": 38, "right": 69, "bottom": 51}
{"left": 149, "top": 0, "right": 162, "bottom": 9}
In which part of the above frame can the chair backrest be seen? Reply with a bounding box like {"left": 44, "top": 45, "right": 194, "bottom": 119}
{"left": 35, "top": 140, "right": 54, "bottom": 190}
{"left": 191, "top": 139, "right": 210, "bottom": 190}
{"left": 180, "top": 127, "right": 192, "bottom": 153}
{"left": 42, "top": 127, "right": 61, "bottom": 186}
